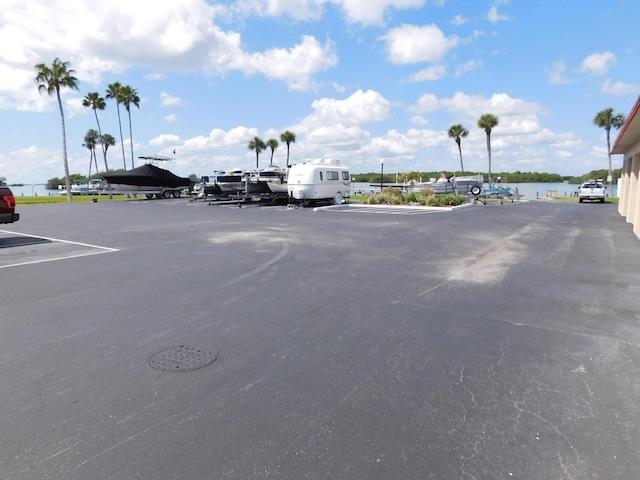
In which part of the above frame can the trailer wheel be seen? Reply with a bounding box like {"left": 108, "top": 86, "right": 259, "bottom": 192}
{"left": 146, "top": 194, "right": 154, "bottom": 199}
{"left": 470, "top": 185, "right": 481, "bottom": 196}
{"left": 332, "top": 192, "right": 343, "bottom": 205}
{"left": 163, "top": 190, "right": 172, "bottom": 199}
{"left": 173, "top": 190, "right": 181, "bottom": 198}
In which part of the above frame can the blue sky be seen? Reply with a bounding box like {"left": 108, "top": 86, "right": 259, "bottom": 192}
{"left": 1, "top": 0, "right": 639, "bottom": 184}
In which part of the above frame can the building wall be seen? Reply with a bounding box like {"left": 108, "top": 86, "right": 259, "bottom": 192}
{"left": 618, "top": 137, "right": 640, "bottom": 239}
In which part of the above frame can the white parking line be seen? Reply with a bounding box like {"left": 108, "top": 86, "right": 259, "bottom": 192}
{"left": 0, "top": 229, "right": 119, "bottom": 269}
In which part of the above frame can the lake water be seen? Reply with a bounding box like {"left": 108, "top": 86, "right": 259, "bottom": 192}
{"left": 353, "top": 181, "right": 618, "bottom": 200}
{"left": 7, "top": 180, "right": 618, "bottom": 200}
{"left": 8, "top": 184, "right": 60, "bottom": 197}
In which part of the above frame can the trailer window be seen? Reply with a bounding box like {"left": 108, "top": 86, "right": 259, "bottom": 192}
{"left": 342, "top": 172, "right": 350, "bottom": 180}
{"left": 327, "top": 171, "right": 339, "bottom": 180}
{"left": 319, "top": 172, "right": 323, "bottom": 181}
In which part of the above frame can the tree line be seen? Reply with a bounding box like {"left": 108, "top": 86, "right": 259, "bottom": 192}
{"left": 34, "top": 56, "right": 628, "bottom": 202}
{"left": 352, "top": 169, "right": 623, "bottom": 185}
{"left": 35, "top": 58, "right": 139, "bottom": 202}
{"left": 446, "top": 108, "right": 626, "bottom": 186}
{"left": 247, "top": 131, "right": 296, "bottom": 168}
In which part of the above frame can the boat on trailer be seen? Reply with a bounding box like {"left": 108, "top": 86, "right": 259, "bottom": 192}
{"left": 213, "top": 168, "right": 245, "bottom": 194}
{"left": 103, "top": 156, "right": 191, "bottom": 198}
{"left": 416, "top": 174, "right": 484, "bottom": 195}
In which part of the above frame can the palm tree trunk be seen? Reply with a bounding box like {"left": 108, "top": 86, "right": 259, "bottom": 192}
{"left": 286, "top": 145, "right": 290, "bottom": 167}
{"left": 486, "top": 134, "right": 492, "bottom": 183}
{"left": 128, "top": 109, "right": 134, "bottom": 169}
{"left": 56, "top": 88, "right": 72, "bottom": 203}
{"left": 606, "top": 128, "right": 612, "bottom": 192}
{"left": 94, "top": 110, "right": 109, "bottom": 171}
{"left": 116, "top": 104, "right": 126, "bottom": 169}
{"left": 457, "top": 142, "right": 464, "bottom": 174}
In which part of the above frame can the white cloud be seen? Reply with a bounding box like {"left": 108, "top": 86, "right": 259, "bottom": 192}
{"left": 409, "top": 93, "right": 440, "bottom": 114}
{"left": 360, "top": 128, "right": 447, "bottom": 158}
{"left": 164, "top": 114, "right": 178, "bottom": 123}
{"left": 454, "top": 60, "right": 481, "bottom": 77}
{"left": 0, "top": 0, "right": 338, "bottom": 109}
{"left": 161, "top": 92, "right": 181, "bottom": 106}
{"left": 237, "top": 35, "right": 338, "bottom": 91}
{"left": 144, "top": 73, "right": 165, "bottom": 81}
{"left": 234, "top": 0, "right": 326, "bottom": 21}
{"left": 600, "top": 79, "right": 640, "bottom": 96}
{"left": 233, "top": 0, "right": 427, "bottom": 26}
{"left": 381, "top": 24, "right": 459, "bottom": 64}
{"left": 149, "top": 134, "right": 182, "bottom": 147}
{"left": 304, "top": 124, "right": 370, "bottom": 149}
{"left": 300, "top": 89, "right": 392, "bottom": 131}
{"left": 580, "top": 51, "right": 617, "bottom": 75}
{"left": 409, "top": 65, "right": 446, "bottom": 82}
{"left": 487, "top": 5, "right": 511, "bottom": 23}
{"left": 410, "top": 91, "right": 549, "bottom": 138}
{"left": 547, "top": 61, "right": 573, "bottom": 85}
{"left": 452, "top": 14, "right": 467, "bottom": 26}
{"left": 336, "top": 0, "right": 426, "bottom": 26}
{"left": 332, "top": 81, "right": 347, "bottom": 93}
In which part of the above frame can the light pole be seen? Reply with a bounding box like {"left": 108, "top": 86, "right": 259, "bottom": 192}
{"left": 379, "top": 158, "right": 384, "bottom": 192}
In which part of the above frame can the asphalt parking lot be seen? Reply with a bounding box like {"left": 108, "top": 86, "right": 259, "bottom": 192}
{"left": 1, "top": 198, "right": 639, "bottom": 479}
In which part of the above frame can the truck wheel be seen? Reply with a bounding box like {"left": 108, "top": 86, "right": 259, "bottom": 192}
{"left": 173, "top": 191, "right": 181, "bottom": 198}
{"left": 600, "top": 198, "right": 605, "bottom": 203}
{"left": 146, "top": 194, "right": 153, "bottom": 199}
{"left": 163, "top": 190, "right": 172, "bottom": 199}
{"left": 579, "top": 198, "right": 583, "bottom": 203}
{"left": 332, "top": 192, "right": 342, "bottom": 205}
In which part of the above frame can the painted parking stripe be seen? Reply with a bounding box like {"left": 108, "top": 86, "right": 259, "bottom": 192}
{"left": 0, "top": 230, "right": 119, "bottom": 269}
{"left": 317, "top": 206, "right": 444, "bottom": 215}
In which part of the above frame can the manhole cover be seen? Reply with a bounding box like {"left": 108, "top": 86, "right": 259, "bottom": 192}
{"left": 148, "top": 345, "right": 219, "bottom": 372}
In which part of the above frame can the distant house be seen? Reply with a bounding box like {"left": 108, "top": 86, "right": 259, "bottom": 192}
{"left": 611, "top": 96, "right": 640, "bottom": 240}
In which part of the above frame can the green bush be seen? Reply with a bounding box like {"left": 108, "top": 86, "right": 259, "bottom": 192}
{"left": 361, "top": 188, "right": 466, "bottom": 207}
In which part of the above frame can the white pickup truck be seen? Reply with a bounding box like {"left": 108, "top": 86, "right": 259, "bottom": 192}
{"left": 578, "top": 180, "right": 606, "bottom": 203}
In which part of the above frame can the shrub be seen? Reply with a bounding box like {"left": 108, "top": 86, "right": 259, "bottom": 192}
{"left": 360, "top": 189, "right": 467, "bottom": 207}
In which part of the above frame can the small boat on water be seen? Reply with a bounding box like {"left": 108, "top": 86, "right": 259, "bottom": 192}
{"left": 58, "top": 179, "right": 107, "bottom": 195}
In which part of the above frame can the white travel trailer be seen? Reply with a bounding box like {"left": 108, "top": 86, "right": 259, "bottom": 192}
{"left": 288, "top": 159, "right": 351, "bottom": 204}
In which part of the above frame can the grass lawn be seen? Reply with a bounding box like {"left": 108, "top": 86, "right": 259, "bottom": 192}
{"left": 15, "top": 195, "right": 131, "bottom": 205}
{"left": 14, "top": 194, "right": 619, "bottom": 206}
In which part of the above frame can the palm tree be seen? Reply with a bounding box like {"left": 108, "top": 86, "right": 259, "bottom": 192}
{"left": 248, "top": 136, "right": 266, "bottom": 169}
{"left": 106, "top": 82, "right": 127, "bottom": 169}
{"left": 83, "top": 129, "right": 100, "bottom": 177}
{"left": 100, "top": 133, "right": 115, "bottom": 171}
{"left": 34, "top": 58, "right": 79, "bottom": 202}
{"left": 280, "top": 131, "right": 296, "bottom": 167}
{"left": 477, "top": 113, "right": 499, "bottom": 183}
{"left": 82, "top": 92, "right": 108, "bottom": 171}
{"left": 594, "top": 108, "right": 626, "bottom": 191}
{"left": 121, "top": 85, "right": 140, "bottom": 169}
{"left": 447, "top": 124, "right": 469, "bottom": 174}
{"left": 266, "top": 138, "right": 279, "bottom": 166}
